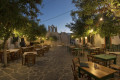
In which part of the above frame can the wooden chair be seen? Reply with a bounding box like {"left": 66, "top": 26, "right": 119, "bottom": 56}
{"left": 37, "top": 49, "right": 44, "bottom": 56}
{"left": 109, "top": 53, "right": 120, "bottom": 76}
{"left": 25, "top": 53, "right": 36, "bottom": 65}
{"left": 18, "top": 48, "right": 23, "bottom": 58}
{"left": 79, "top": 48, "right": 84, "bottom": 56}
{"left": 72, "top": 57, "right": 80, "bottom": 68}
{"left": 87, "top": 55, "right": 93, "bottom": 62}
{"left": 72, "top": 57, "right": 86, "bottom": 78}
{"left": 71, "top": 65, "right": 88, "bottom": 80}
{"left": 71, "top": 65, "right": 79, "bottom": 80}
{"left": 22, "top": 48, "right": 29, "bottom": 53}
{"left": 71, "top": 49, "right": 77, "bottom": 56}
{"left": 0, "top": 51, "right": 3, "bottom": 62}
{"left": 109, "top": 53, "right": 117, "bottom": 66}
{"left": 10, "top": 52, "right": 19, "bottom": 60}
{"left": 28, "top": 47, "right": 34, "bottom": 51}
{"left": 43, "top": 47, "right": 48, "bottom": 53}
{"left": 99, "top": 48, "right": 105, "bottom": 54}
{"left": 6, "top": 51, "right": 12, "bottom": 62}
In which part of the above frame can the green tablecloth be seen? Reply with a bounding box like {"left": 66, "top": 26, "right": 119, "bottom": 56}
{"left": 74, "top": 48, "right": 81, "bottom": 50}
{"left": 93, "top": 54, "right": 116, "bottom": 60}
{"left": 93, "top": 54, "right": 116, "bottom": 64}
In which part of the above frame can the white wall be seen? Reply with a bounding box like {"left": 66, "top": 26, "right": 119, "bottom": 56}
{"left": 60, "top": 32, "right": 70, "bottom": 45}
{"left": 0, "top": 40, "right": 3, "bottom": 44}
{"left": 75, "top": 38, "right": 79, "bottom": 44}
{"left": 111, "top": 35, "right": 120, "bottom": 44}
{"left": 94, "top": 34, "right": 105, "bottom": 47}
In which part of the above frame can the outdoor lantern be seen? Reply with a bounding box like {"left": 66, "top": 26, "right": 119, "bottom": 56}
{"left": 100, "top": 17, "right": 103, "bottom": 21}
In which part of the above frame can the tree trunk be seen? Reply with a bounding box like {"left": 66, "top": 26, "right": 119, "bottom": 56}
{"left": 3, "top": 40, "right": 8, "bottom": 67}
{"left": 3, "top": 36, "right": 9, "bottom": 67}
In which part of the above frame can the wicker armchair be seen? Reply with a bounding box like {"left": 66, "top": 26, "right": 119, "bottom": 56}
{"left": 25, "top": 53, "right": 36, "bottom": 65}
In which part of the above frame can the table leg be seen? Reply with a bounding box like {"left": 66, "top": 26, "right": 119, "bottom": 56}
{"left": 105, "top": 61, "right": 107, "bottom": 67}
{"left": 78, "top": 67, "right": 81, "bottom": 78}
{"left": 114, "top": 58, "right": 116, "bottom": 64}
{"left": 22, "top": 56, "right": 23, "bottom": 65}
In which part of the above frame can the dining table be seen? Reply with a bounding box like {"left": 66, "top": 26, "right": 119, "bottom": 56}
{"left": 74, "top": 48, "right": 84, "bottom": 56}
{"left": 78, "top": 62, "right": 116, "bottom": 80}
{"left": 109, "top": 52, "right": 120, "bottom": 55}
{"left": 89, "top": 47, "right": 100, "bottom": 50}
{"left": 93, "top": 54, "right": 116, "bottom": 66}
{"left": 35, "top": 48, "right": 42, "bottom": 51}
{"left": 6, "top": 49, "right": 20, "bottom": 53}
{"left": 21, "top": 47, "right": 29, "bottom": 49}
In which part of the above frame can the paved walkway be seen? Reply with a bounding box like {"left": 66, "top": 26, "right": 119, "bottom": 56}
{"left": 0, "top": 46, "right": 74, "bottom": 80}
{"left": 0, "top": 46, "right": 120, "bottom": 80}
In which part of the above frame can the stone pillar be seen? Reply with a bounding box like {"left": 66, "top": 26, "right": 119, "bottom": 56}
{"left": 51, "top": 26, "right": 54, "bottom": 32}
{"left": 53, "top": 27, "right": 55, "bottom": 32}
{"left": 48, "top": 26, "right": 50, "bottom": 32}
{"left": 55, "top": 27, "right": 57, "bottom": 32}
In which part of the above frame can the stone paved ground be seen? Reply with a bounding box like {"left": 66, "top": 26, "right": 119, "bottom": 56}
{"left": 0, "top": 46, "right": 120, "bottom": 80}
{"left": 0, "top": 46, "right": 74, "bottom": 80}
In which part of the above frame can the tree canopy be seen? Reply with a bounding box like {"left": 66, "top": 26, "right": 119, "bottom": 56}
{"left": 0, "top": 0, "right": 43, "bottom": 40}
{"left": 16, "top": 20, "right": 47, "bottom": 41}
{"left": 0, "top": 0, "right": 44, "bottom": 66}
{"left": 67, "top": 0, "right": 120, "bottom": 37}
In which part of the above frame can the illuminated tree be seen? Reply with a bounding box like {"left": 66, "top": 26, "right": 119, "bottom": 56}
{"left": 0, "top": 0, "right": 43, "bottom": 66}
{"left": 67, "top": 0, "right": 120, "bottom": 37}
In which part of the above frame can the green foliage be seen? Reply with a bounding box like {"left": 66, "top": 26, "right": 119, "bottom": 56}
{"left": 66, "top": 19, "right": 86, "bottom": 37}
{"left": 85, "top": 19, "right": 93, "bottom": 25}
{"left": 16, "top": 20, "right": 47, "bottom": 41}
{"left": 49, "top": 36, "right": 58, "bottom": 41}
{"left": 99, "top": 14, "right": 120, "bottom": 37}
{"left": 0, "top": 0, "right": 43, "bottom": 40}
{"left": 66, "top": 0, "right": 120, "bottom": 38}
{"left": 0, "top": 0, "right": 44, "bottom": 66}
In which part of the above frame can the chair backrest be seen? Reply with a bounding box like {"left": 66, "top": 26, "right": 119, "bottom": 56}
{"left": 71, "top": 65, "right": 79, "bottom": 80}
{"left": 72, "top": 57, "right": 80, "bottom": 64}
{"left": 99, "top": 48, "right": 105, "bottom": 54}
{"left": 72, "top": 57, "right": 80, "bottom": 70}
{"left": 87, "top": 55, "right": 93, "bottom": 62}
{"left": 37, "top": 49, "right": 43, "bottom": 55}
{"left": 25, "top": 53, "right": 35, "bottom": 60}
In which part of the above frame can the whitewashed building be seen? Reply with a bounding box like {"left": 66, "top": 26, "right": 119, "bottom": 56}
{"left": 75, "top": 34, "right": 120, "bottom": 48}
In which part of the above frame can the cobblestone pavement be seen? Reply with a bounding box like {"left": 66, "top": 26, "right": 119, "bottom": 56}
{"left": 0, "top": 46, "right": 74, "bottom": 80}
{"left": 0, "top": 46, "right": 120, "bottom": 80}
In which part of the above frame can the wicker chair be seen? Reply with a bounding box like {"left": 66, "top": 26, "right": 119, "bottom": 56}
{"left": 37, "top": 49, "right": 44, "bottom": 56}
{"left": 25, "top": 53, "right": 36, "bottom": 65}
{"left": 28, "top": 47, "right": 34, "bottom": 51}
{"left": 10, "top": 52, "right": 19, "bottom": 60}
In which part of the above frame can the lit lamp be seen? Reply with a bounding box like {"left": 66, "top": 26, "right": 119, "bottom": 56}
{"left": 42, "top": 37, "right": 44, "bottom": 40}
{"left": 71, "top": 35, "right": 74, "bottom": 38}
{"left": 89, "top": 29, "right": 93, "bottom": 33}
{"left": 100, "top": 17, "right": 103, "bottom": 21}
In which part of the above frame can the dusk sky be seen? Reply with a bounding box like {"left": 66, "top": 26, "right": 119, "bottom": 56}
{"left": 38, "top": 0, "right": 76, "bottom": 33}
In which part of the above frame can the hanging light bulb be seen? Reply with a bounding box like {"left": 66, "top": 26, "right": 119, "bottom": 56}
{"left": 100, "top": 17, "right": 103, "bottom": 21}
